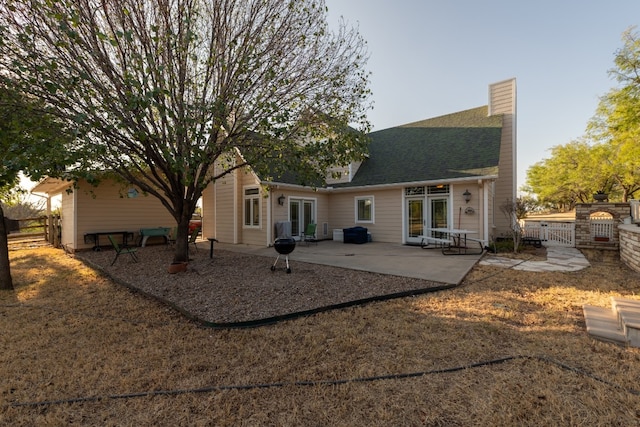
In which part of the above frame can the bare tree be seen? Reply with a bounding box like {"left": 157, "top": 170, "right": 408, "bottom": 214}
{"left": 0, "top": 0, "right": 371, "bottom": 263}
{"left": 500, "top": 198, "right": 523, "bottom": 253}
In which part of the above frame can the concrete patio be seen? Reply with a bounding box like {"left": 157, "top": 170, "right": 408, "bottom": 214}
{"left": 208, "top": 240, "right": 483, "bottom": 285}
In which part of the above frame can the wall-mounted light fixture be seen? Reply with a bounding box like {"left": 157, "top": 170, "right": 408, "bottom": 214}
{"left": 463, "top": 189, "right": 471, "bottom": 203}
{"left": 278, "top": 194, "right": 286, "bottom": 206}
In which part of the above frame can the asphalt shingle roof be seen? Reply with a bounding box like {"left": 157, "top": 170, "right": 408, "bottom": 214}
{"left": 335, "top": 106, "right": 503, "bottom": 188}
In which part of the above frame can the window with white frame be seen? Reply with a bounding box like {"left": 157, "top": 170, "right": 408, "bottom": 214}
{"left": 244, "top": 187, "right": 260, "bottom": 227}
{"left": 355, "top": 196, "right": 374, "bottom": 223}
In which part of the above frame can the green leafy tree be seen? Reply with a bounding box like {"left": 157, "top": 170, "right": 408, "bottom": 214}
{"left": 0, "top": 84, "right": 76, "bottom": 290}
{"left": 527, "top": 27, "right": 640, "bottom": 205}
{"left": 526, "top": 140, "right": 610, "bottom": 209}
{"left": 0, "top": 185, "right": 46, "bottom": 219}
{"left": 0, "top": 0, "right": 372, "bottom": 264}
{"left": 586, "top": 31, "right": 640, "bottom": 202}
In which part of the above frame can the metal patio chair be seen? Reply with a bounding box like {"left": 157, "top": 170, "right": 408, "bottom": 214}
{"left": 302, "top": 223, "right": 317, "bottom": 246}
{"left": 107, "top": 234, "right": 138, "bottom": 266}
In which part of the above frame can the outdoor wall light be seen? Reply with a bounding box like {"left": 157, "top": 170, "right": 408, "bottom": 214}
{"left": 463, "top": 189, "right": 472, "bottom": 203}
{"left": 278, "top": 194, "right": 286, "bottom": 206}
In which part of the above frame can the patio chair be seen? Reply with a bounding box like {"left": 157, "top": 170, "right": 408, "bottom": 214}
{"left": 107, "top": 234, "right": 138, "bottom": 266}
{"left": 188, "top": 226, "right": 201, "bottom": 252}
{"left": 302, "top": 223, "right": 317, "bottom": 246}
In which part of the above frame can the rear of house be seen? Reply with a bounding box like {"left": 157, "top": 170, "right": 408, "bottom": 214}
{"left": 202, "top": 78, "right": 517, "bottom": 247}
{"left": 32, "top": 79, "right": 516, "bottom": 250}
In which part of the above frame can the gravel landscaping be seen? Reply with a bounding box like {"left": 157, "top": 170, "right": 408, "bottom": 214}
{"left": 77, "top": 244, "right": 447, "bottom": 325}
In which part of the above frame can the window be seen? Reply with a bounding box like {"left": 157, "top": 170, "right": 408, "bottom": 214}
{"left": 405, "top": 186, "right": 425, "bottom": 196}
{"left": 427, "top": 184, "right": 449, "bottom": 194}
{"left": 244, "top": 187, "right": 260, "bottom": 227}
{"left": 355, "top": 196, "right": 374, "bottom": 223}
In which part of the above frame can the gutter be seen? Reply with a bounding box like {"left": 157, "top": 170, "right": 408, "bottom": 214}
{"left": 262, "top": 174, "right": 499, "bottom": 193}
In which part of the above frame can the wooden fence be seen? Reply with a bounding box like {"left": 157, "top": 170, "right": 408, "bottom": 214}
{"left": 522, "top": 221, "right": 576, "bottom": 247}
{"left": 5, "top": 215, "right": 61, "bottom": 247}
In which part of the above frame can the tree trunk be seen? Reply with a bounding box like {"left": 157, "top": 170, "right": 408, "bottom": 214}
{"left": 0, "top": 204, "right": 14, "bottom": 291}
{"left": 171, "top": 205, "right": 195, "bottom": 264}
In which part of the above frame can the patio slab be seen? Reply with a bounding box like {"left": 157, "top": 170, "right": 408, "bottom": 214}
{"left": 210, "top": 240, "right": 482, "bottom": 285}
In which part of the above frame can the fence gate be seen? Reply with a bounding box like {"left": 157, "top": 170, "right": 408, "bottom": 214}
{"left": 522, "top": 221, "right": 575, "bottom": 247}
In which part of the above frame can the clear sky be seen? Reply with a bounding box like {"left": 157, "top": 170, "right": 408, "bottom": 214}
{"left": 324, "top": 0, "right": 640, "bottom": 190}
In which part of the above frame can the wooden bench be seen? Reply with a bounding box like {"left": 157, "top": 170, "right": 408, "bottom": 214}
{"left": 419, "top": 235, "right": 452, "bottom": 249}
{"left": 139, "top": 227, "right": 171, "bottom": 247}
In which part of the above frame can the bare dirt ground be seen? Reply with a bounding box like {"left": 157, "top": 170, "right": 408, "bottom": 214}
{"left": 2, "top": 243, "right": 640, "bottom": 426}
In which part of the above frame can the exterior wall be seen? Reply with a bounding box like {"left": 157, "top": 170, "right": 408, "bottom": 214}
{"left": 620, "top": 224, "right": 640, "bottom": 273}
{"left": 325, "top": 160, "right": 363, "bottom": 185}
{"left": 574, "top": 203, "right": 629, "bottom": 250}
{"left": 60, "top": 189, "right": 76, "bottom": 250}
{"left": 270, "top": 189, "right": 331, "bottom": 242}
{"left": 200, "top": 80, "right": 514, "bottom": 247}
{"left": 201, "top": 182, "right": 216, "bottom": 239}
{"left": 328, "top": 188, "right": 403, "bottom": 243}
{"left": 212, "top": 171, "right": 237, "bottom": 244}
{"left": 489, "top": 78, "right": 516, "bottom": 237}
{"left": 451, "top": 183, "right": 487, "bottom": 242}
{"left": 239, "top": 170, "right": 267, "bottom": 246}
{"left": 72, "top": 179, "right": 175, "bottom": 250}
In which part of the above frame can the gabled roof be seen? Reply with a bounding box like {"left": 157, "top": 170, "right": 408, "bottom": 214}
{"left": 334, "top": 106, "right": 503, "bottom": 188}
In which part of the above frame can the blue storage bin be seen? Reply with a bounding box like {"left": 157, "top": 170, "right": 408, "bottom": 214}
{"left": 343, "top": 226, "right": 368, "bottom": 244}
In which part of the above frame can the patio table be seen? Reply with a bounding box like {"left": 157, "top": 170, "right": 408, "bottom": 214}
{"left": 84, "top": 231, "right": 134, "bottom": 251}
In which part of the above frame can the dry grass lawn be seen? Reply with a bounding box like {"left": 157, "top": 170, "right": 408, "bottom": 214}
{"left": 2, "top": 243, "right": 640, "bottom": 426}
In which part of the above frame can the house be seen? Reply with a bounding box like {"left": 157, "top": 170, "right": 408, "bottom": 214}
{"left": 202, "top": 78, "right": 517, "bottom": 247}
{"left": 32, "top": 177, "right": 175, "bottom": 251}
{"left": 32, "top": 78, "right": 516, "bottom": 251}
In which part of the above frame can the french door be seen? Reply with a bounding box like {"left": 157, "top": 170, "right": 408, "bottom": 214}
{"left": 289, "top": 199, "right": 315, "bottom": 240}
{"left": 406, "top": 198, "right": 425, "bottom": 245}
{"left": 405, "top": 196, "right": 448, "bottom": 244}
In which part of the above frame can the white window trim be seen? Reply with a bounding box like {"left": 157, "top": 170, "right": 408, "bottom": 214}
{"left": 243, "top": 185, "right": 261, "bottom": 229}
{"left": 355, "top": 195, "right": 375, "bottom": 224}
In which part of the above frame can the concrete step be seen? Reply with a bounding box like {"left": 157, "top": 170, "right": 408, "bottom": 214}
{"left": 616, "top": 307, "right": 640, "bottom": 348}
{"left": 582, "top": 305, "right": 627, "bottom": 345}
{"left": 611, "top": 296, "right": 640, "bottom": 326}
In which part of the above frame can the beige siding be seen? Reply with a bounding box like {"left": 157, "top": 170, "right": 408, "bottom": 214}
{"left": 325, "top": 160, "right": 363, "bottom": 185}
{"left": 270, "top": 190, "right": 331, "bottom": 241}
{"left": 451, "top": 183, "right": 487, "bottom": 242}
{"left": 239, "top": 170, "right": 267, "bottom": 246}
{"left": 72, "top": 179, "right": 175, "bottom": 250}
{"left": 489, "top": 78, "right": 516, "bottom": 237}
{"left": 270, "top": 189, "right": 293, "bottom": 225}
{"left": 328, "top": 188, "right": 403, "bottom": 243}
{"left": 201, "top": 182, "right": 216, "bottom": 239}
{"left": 60, "top": 189, "right": 76, "bottom": 250}
{"left": 214, "top": 171, "right": 237, "bottom": 244}
{"left": 315, "top": 193, "right": 331, "bottom": 239}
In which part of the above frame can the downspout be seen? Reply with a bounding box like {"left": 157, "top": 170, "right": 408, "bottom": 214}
{"left": 266, "top": 189, "right": 272, "bottom": 246}
{"left": 483, "top": 180, "right": 489, "bottom": 245}
{"left": 233, "top": 169, "right": 238, "bottom": 244}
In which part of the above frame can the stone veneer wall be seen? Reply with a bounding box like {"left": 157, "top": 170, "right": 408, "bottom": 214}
{"left": 574, "top": 203, "right": 630, "bottom": 250}
{"left": 620, "top": 224, "right": 640, "bottom": 273}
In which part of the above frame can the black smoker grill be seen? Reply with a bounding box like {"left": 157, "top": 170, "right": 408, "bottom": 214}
{"left": 271, "top": 238, "right": 296, "bottom": 274}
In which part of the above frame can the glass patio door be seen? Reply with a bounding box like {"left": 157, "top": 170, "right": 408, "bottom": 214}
{"left": 406, "top": 198, "right": 424, "bottom": 245}
{"left": 289, "top": 199, "right": 315, "bottom": 240}
{"left": 429, "top": 197, "right": 448, "bottom": 236}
